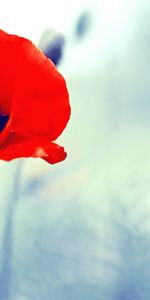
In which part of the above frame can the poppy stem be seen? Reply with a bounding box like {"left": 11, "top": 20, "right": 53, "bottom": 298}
{"left": 0, "top": 160, "right": 23, "bottom": 299}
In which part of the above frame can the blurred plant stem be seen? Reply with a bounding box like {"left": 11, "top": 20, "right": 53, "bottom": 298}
{"left": 0, "top": 160, "right": 23, "bottom": 299}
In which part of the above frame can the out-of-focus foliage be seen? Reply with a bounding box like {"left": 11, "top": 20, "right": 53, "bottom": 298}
{"left": 75, "top": 11, "right": 91, "bottom": 38}
{"left": 38, "top": 29, "right": 65, "bottom": 66}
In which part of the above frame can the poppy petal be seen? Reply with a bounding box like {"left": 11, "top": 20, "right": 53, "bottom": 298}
{"left": 0, "top": 133, "right": 66, "bottom": 164}
{"left": 11, "top": 36, "right": 70, "bottom": 141}
{"left": 0, "top": 30, "right": 70, "bottom": 164}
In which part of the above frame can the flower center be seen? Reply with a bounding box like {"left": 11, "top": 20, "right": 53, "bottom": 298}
{"left": 0, "top": 115, "right": 9, "bottom": 132}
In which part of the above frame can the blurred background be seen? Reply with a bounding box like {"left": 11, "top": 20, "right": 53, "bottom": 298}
{"left": 0, "top": 0, "right": 150, "bottom": 299}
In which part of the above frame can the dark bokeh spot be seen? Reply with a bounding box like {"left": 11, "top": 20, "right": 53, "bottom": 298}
{"left": 44, "top": 36, "right": 65, "bottom": 66}
{"left": 75, "top": 12, "right": 91, "bottom": 38}
{"left": 0, "top": 115, "right": 9, "bottom": 132}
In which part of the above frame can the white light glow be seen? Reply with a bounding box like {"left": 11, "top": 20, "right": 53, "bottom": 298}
{"left": 0, "top": 0, "right": 89, "bottom": 43}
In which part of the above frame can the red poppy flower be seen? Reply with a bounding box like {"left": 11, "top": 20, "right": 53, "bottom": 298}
{"left": 0, "top": 29, "right": 71, "bottom": 164}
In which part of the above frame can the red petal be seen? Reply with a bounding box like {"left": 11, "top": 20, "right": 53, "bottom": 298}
{"left": 0, "top": 133, "right": 66, "bottom": 164}
{"left": 11, "top": 34, "right": 71, "bottom": 140}
{"left": 0, "top": 30, "right": 70, "bottom": 139}
{"left": 0, "top": 30, "right": 70, "bottom": 163}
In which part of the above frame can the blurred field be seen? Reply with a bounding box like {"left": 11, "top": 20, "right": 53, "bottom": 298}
{"left": 0, "top": 0, "right": 150, "bottom": 299}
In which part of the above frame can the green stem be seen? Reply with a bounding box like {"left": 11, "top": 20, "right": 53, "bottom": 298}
{"left": 0, "top": 160, "right": 23, "bottom": 299}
